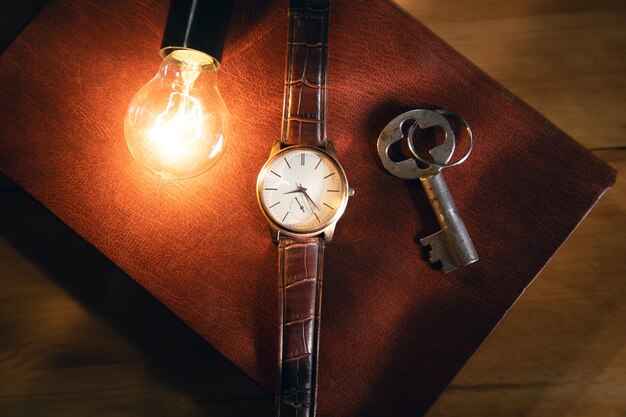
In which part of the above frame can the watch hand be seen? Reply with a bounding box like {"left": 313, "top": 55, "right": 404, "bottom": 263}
{"left": 295, "top": 197, "right": 305, "bottom": 212}
{"left": 284, "top": 183, "right": 307, "bottom": 195}
{"left": 302, "top": 190, "right": 320, "bottom": 212}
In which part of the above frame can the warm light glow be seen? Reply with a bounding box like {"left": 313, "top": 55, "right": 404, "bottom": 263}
{"left": 125, "top": 49, "right": 229, "bottom": 179}
{"left": 147, "top": 93, "right": 204, "bottom": 162}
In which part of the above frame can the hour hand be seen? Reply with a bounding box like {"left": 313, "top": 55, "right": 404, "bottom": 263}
{"left": 284, "top": 182, "right": 307, "bottom": 195}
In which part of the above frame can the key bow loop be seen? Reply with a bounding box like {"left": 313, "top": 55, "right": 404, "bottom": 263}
{"left": 377, "top": 109, "right": 455, "bottom": 179}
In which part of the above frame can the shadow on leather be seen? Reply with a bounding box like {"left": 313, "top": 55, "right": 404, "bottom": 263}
{"left": 0, "top": 184, "right": 272, "bottom": 417}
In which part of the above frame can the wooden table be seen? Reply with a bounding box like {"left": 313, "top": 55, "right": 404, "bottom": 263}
{"left": 402, "top": 1, "right": 626, "bottom": 416}
{"left": 1, "top": 1, "right": 624, "bottom": 416}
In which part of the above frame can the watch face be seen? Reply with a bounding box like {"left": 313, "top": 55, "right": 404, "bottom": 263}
{"left": 258, "top": 146, "right": 348, "bottom": 234}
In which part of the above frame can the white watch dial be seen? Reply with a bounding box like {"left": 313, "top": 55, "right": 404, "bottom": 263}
{"left": 259, "top": 147, "right": 346, "bottom": 233}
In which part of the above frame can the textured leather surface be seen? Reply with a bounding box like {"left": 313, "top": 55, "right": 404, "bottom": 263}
{"left": 282, "top": 0, "right": 329, "bottom": 146}
{"left": 277, "top": 237, "right": 324, "bottom": 417}
{"left": 0, "top": 0, "right": 616, "bottom": 416}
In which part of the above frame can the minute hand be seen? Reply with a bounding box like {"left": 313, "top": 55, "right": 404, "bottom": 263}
{"left": 301, "top": 189, "right": 320, "bottom": 212}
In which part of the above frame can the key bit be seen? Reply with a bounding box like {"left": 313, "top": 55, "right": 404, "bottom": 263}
{"left": 420, "top": 230, "right": 457, "bottom": 273}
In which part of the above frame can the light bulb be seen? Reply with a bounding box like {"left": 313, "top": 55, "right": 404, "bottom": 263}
{"left": 124, "top": 49, "right": 229, "bottom": 179}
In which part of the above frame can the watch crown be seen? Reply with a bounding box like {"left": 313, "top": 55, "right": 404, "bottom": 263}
{"left": 348, "top": 188, "right": 355, "bottom": 197}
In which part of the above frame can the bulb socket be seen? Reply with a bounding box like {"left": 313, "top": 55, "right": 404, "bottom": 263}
{"left": 160, "top": 0, "right": 234, "bottom": 63}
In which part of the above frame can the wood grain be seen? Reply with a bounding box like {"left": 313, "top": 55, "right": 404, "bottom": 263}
{"left": 427, "top": 150, "right": 626, "bottom": 417}
{"left": 1, "top": 0, "right": 625, "bottom": 416}
{"left": 397, "top": 0, "right": 626, "bottom": 149}
{"left": 395, "top": 1, "right": 626, "bottom": 415}
{"left": 0, "top": 191, "right": 272, "bottom": 417}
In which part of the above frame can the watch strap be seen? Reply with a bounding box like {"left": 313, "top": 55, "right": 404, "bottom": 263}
{"left": 281, "top": 0, "right": 330, "bottom": 146}
{"left": 277, "top": 236, "right": 325, "bottom": 417}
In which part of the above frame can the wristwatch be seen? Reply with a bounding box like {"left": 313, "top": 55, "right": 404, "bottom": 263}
{"left": 256, "top": 1, "right": 352, "bottom": 416}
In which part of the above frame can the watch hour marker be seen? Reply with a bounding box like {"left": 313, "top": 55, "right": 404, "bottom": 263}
{"left": 301, "top": 153, "right": 305, "bottom": 166}
{"left": 284, "top": 158, "right": 291, "bottom": 169}
{"left": 327, "top": 189, "right": 340, "bottom": 192}
{"left": 323, "top": 203, "right": 335, "bottom": 210}
{"left": 282, "top": 212, "right": 289, "bottom": 222}
{"left": 314, "top": 158, "right": 322, "bottom": 170}
{"left": 313, "top": 212, "right": 321, "bottom": 223}
{"left": 269, "top": 201, "right": 281, "bottom": 208}
{"left": 265, "top": 188, "right": 277, "bottom": 191}
{"left": 324, "top": 172, "right": 335, "bottom": 179}
{"left": 270, "top": 170, "right": 281, "bottom": 178}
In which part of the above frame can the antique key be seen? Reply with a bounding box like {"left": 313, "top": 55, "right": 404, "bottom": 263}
{"left": 377, "top": 109, "right": 478, "bottom": 273}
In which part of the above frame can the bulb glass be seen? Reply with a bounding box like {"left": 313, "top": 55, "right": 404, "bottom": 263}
{"left": 125, "top": 49, "right": 229, "bottom": 179}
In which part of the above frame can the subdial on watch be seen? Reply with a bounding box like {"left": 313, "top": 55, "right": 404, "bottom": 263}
{"left": 289, "top": 196, "right": 311, "bottom": 221}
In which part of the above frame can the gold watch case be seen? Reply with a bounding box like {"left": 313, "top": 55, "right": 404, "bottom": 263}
{"left": 256, "top": 140, "right": 352, "bottom": 243}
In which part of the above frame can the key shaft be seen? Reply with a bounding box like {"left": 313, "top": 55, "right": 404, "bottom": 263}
{"left": 420, "top": 171, "right": 478, "bottom": 271}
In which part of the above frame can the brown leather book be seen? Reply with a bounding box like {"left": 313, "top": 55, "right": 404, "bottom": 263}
{"left": 0, "top": 0, "right": 615, "bottom": 416}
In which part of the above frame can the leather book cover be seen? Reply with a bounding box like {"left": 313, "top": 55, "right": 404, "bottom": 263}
{"left": 0, "top": 0, "right": 616, "bottom": 416}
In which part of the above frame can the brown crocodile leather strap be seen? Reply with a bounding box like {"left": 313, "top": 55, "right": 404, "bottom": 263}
{"left": 277, "top": 236, "right": 325, "bottom": 417}
{"left": 281, "top": 0, "right": 330, "bottom": 146}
